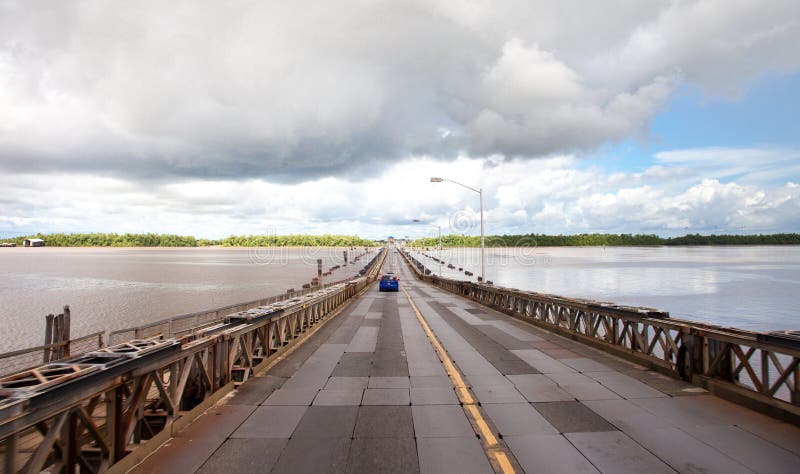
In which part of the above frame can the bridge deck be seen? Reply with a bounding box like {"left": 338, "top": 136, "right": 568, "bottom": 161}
{"left": 131, "top": 252, "right": 800, "bottom": 473}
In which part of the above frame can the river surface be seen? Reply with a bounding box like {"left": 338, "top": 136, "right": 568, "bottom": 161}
{"left": 0, "top": 247, "right": 367, "bottom": 352}
{"left": 408, "top": 246, "right": 800, "bottom": 333}
{"left": 1, "top": 246, "right": 797, "bottom": 353}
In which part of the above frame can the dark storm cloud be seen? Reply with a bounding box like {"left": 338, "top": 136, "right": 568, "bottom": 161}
{"left": 0, "top": 1, "right": 798, "bottom": 183}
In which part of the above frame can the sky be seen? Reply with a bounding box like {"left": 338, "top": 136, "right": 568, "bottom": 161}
{"left": 1, "top": 0, "right": 799, "bottom": 240}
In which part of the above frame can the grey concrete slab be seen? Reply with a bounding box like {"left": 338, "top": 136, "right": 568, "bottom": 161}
{"left": 324, "top": 376, "right": 369, "bottom": 390}
{"left": 411, "top": 387, "right": 460, "bottom": 405}
{"left": 365, "top": 311, "right": 383, "bottom": 319}
{"left": 328, "top": 316, "right": 366, "bottom": 344}
{"left": 482, "top": 403, "right": 558, "bottom": 436}
{"left": 511, "top": 349, "right": 554, "bottom": 361}
{"left": 292, "top": 406, "right": 359, "bottom": 438}
{"left": 232, "top": 405, "right": 308, "bottom": 438}
{"left": 223, "top": 375, "right": 286, "bottom": 405}
{"left": 507, "top": 374, "right": 575, "bottom": 402}
{"left": 313, "top": 388, "right": 364, "bottom": 406}
{"left": 354, "top": 405, "right": 415, "bottom": 438}
{"left": 621, "top": 426, "right": 755, "bottom": 474}
{"left": 584, "top": 371, "right": 667, "bottom": 399}
{"left": 408, "top": 361, "right": 449, "bottom": 377}
{"left": 279, "top": 372, "right": 328, "bottom": 391}
{"left": 198, "top": 438, "right": 288, "bottom": 474}
{"left": 471, "top": 384, "right": 528, "bottom": 404}
{"left": 583, "top": 399, "right": 674, "bottom": 432}
{"left": 505, "top": 434, "right": 599, "bottom": 474}
{"left": 412, "top": 405, "right": 475, "bottom": 437}
{"left": 175, "top": 404, "right": 257, "bottom": 440}
{"left": 370, "top": 357, "right": 410, "bottom": 377}
{"left": 417, "top": 437, "right": 493, "bottom": 474}
{"left": 542, "top": 348, "right": 582, "bottom": 359}
{"left": 533, "top": 401, "right": 618, "bottom": 433}
{"left": 465, "top": 374, "right": 514, "bottom": 388}
{"left": 448, "top": 306, "right": 486, "bottom": 325}
{"left": 262, "top": 388, "right": 319, "bottom": 406}
{"left": 686, "top": 425, "right": 800, "bottom": 473}
{"left": 566, "top": 431, "right": 675, "bottom": 474}
{"left": 331, "top": 352, "right": 373, "bottom": 377}
{"left": 272, "top": 436, "right": 351, "bottom": 474}
{"left": 631, "top": 397, "right": 728, "bottom": 428}
{"left": 350, "top": 297, "right": 376, "bottom": 315}
{"left": 411, "top": 375, "right": 454, "bottom": 388}
{"left": 346, "top": 326, "right": 379, "bottom": 352}
{"left": 309, "top": 343, "right": 349, "bottom": 361}
{"left": 477, "top": 325, "right": 533, "bottom": 350}
{"left": 555, "top": 382, "right": 622, "bottom": 401}
{"left": 362, "top": 388, "right": 411, "bottom": 405}
{"left": 132, "top": 406, "right": 257, "bottom": 473}
{"left": 546, "top": 373, "right": 623, "bottom": 400}
{"left": 670, "top": 394, "right": 787, "bottom": 428}
{"left": 348, "top": 437, "right": 420, "bottom": 473}
{"left": 368, "top": 376, "right": 411, "bottom": 388}
{"left": 525, "top": 357, "right": 579, "bottom": 374}
{"left": 624, "top": 369, "right": 707, "bottom": 397}
{"left": 131, "top": 436, "right": 219, "bottom": 473}
{"left": 737, "top": 421, "right": 800, "bottom": 458}
{"left": 561, "top": 357, "right": 613, "bottom": 372}
{"left": 490, "top": 359, "right": 540, "bottom": 375}
{"left": 546, "top": 373, "right": 600, "bottom": 385}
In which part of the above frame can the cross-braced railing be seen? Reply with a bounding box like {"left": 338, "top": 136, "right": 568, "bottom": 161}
{"left": 400, "top": 248, "right": 800, "bottom": 424}
{"left": 0, "top": 248, "right": 387, "bottom": 473}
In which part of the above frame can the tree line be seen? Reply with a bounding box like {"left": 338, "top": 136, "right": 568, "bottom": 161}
{"left": 205, "top": 234, "right": 376, "bottom": 247}
{"left": 411, "top": 233, "right": 800, "bottom": 247}
{"left": 0, "top": 233, "right": 376, "bottom": 247}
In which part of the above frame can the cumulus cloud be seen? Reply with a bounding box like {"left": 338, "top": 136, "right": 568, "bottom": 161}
{"left": 2, "top": 148, "right": 799, "bottom": 238}
{"left": 0, "top": 1, "right": 798, "bottom": 181}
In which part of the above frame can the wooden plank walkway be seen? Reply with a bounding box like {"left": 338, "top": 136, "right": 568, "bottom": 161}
{"left": 130, "top": 252, "right": 800, "bottom": 473}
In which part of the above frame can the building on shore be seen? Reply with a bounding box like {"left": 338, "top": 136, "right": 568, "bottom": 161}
{"left": 0, "top": 242, "right": 17, "bottom": 247}
{"left": 23, "top": 238, "right": 45, "bottom": 247}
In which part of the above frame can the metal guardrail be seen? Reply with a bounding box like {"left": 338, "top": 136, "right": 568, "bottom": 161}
{"left": 0, "top": 333, "right": 104, "bottom": 378}
{"left": 0, "top": 248, "right": 387, "bottom": 473}
{"left": 108, "top": 276, "right": 354, "bottom": 345}
{"left": 399, "top": 248, "right": 800, "bottom": 424}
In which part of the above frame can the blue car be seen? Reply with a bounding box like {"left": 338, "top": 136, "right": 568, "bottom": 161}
{"left": 379, "top": 273, "right": 399, "bottom": 292}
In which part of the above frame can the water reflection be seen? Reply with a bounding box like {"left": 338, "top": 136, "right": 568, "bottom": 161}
{"left": 410, "top": 246, "right": 800, "bottom": 332}
{"left": 0, "top": 247, "right": 363, "bottom": 351}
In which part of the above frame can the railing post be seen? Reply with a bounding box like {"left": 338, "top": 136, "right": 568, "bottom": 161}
{"left": 678, "top": 331, "right": 703, "bottom": 381}
{"left": 63, "top": 305, "right": 71, "bottom": 358}
{"left": 44, "top": 313, "right": 54, "bottom": 363}
{"left": 3, "top": 433, "right": 17, "bottom": 473}
{"left": 707, "top": 339, "right": 733, "bottom": 382}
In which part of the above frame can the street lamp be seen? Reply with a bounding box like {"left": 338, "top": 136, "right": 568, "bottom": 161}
{"left": 430, "top": 177, "right": 486, "bottom": 282}
{"left": 412, "top": 219, "right": 442, "bottom": 276}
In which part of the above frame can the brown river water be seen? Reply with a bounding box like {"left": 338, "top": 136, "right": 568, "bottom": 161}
{"left": 408, "top": 246, "right": 800, "bottom": 333}
{"left": 1, "top": 246, "right": 798, "bottom": 353}
{"left": 0, "top": 247, "right": 366, "bottom": 352}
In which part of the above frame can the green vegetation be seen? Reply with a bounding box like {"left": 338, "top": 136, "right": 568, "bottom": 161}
{"left": 0, "top": 233, "right": 376, "bottom": 247}
{"left": 411, "top": 233, "right": 800, "bottom": 248}
{"left": 1, "top": 233, "right": 197, "bottom": 247}
{"left": 211, "top": 234, "right": 376, "bottom": 247}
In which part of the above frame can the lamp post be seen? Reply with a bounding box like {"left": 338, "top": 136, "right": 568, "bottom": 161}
{"left": 430, "top": 177, "right": 486, "bottom": 282}
{"left": 413, "top": 219, "right": 442, "bottom": 276}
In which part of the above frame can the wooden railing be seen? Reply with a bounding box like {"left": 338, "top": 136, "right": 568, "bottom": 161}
{"left": 400, "top": 248, "right": 800, "bottom": 424}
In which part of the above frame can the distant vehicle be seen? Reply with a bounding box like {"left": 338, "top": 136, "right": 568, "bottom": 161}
{"left": 379, "top": 273, "right": 399, "bottom": 292}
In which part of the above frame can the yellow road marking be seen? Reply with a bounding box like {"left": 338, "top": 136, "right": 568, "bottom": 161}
{"left": 400, "top": 285, "right": 517, "bottom": 474}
